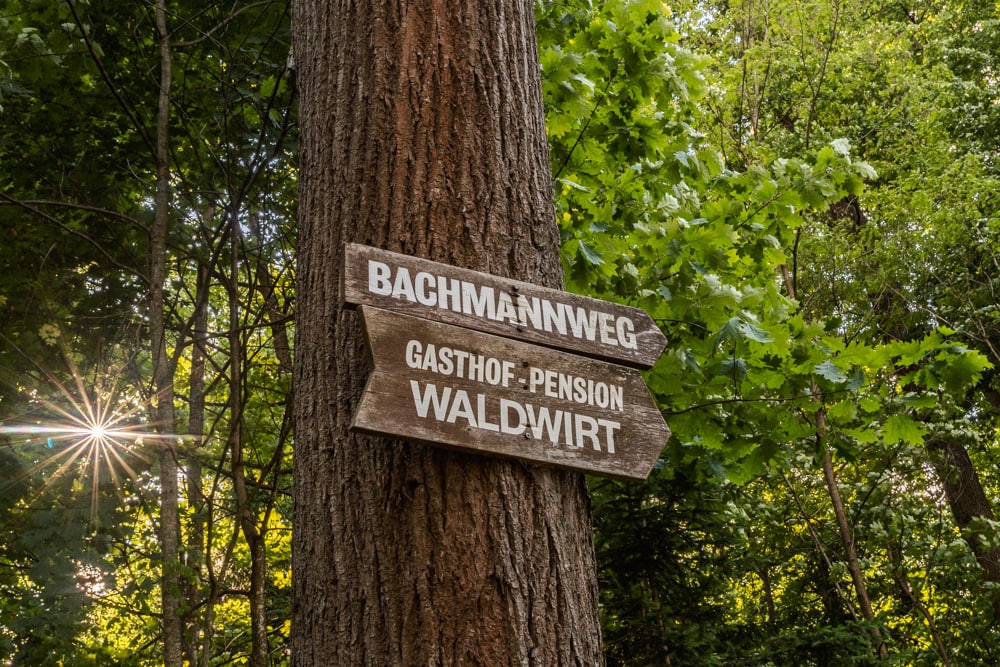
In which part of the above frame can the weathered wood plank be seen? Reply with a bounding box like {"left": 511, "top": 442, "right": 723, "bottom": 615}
{"left": 342, "top": 243, "right": 667, "bottom": 369}
{"left": 352, "top": 306, "right": 671, "bottom": 480}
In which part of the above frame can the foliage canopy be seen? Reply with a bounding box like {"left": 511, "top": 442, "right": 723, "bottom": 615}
{"left": 2, "top": 0, "right": 1000, "bottom": 664}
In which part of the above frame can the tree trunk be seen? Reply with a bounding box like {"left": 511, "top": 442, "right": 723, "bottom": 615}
{"left": 152, "top": 2, "right": 183, "bottom": 666}
{"left": 815, "top": 397, "right": 886, "bottom": 658}
{"left": 183, "top": 260, "right": 210, "bottom": 666}
{"left": 885, "top": 543, "right": 953, "bottom": 666}
{"left": 820, "top": 449, "right": 887, "bottom": 657}
{"left": 290, "top": 0, "right": 603, "bottom": 664}
{"left": 226, "top": 205, "right": 271, "bottom": 667}
{"left": 926, "top": 438, "right": 1000, "bottom": 620}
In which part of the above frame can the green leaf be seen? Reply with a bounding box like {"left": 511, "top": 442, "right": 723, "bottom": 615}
{"left": 935, "top": 349, "right": 991, "bottom": 393}
{"left": 740, "top": 320, "right": 775, "bottom": 344}
{"left": 827, "top": 400, "right": 858, "bottom": 424}
{"left": 859, "top": 396, "right": 882, "bottom": 413}
{"left": 881, "top": 415, "right": 928, "bottom": 445}
{"left": 558, "top": 177, "right": 590, "bottom": 192}
{"left": 713, "top": 317, "right": 744, "bottom": 346}
{"left": 720, "top": 357, "right": 747, "bottom": 383}
{"left": 845, "top": 368, "right": 866, "bottom": 392}
{"left": 713, "top": 317, "right": 774, "bottom": 347}
{"left": 844, "top": 426, "right": 879, "bottom": 444}
{"left": 814, "top": 360, "right": 848, "bottom": 383}
{"left": 577, "top": 240, "right": 606, "bottom": 266}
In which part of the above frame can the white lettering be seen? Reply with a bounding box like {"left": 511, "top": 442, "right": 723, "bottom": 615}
{"left": 484, "top": 357, "right": 502, "bottom": 385}
{"left": 594, "top": 381, "right": 609, "bottom": 408}
{"left": 616, "top": 317, "right": 637, "bottom": 350}
{"left": 452, "top": 349, "right": 469, "bottom": 377}
{"left": 516, "top": 295, "right": 542, "bottom": 329}
{"left": 496, "top": 291, "right": 518, "bottom": 324}
{"left": 420, "top": 344, "right": 438, "bottom": 373}
{"left": 565, "top": 305, "right": 599, "bottom": 341}
{"left": 501, "top": 361, "right": 515, "bottom": 388}
{"left": 438, "top": 347, "right": 454, "bottom": 376}
{"left": 477, "top": 394, "right": 499, "bottom": 432}
{"left": 559, "top": 373, "right": 574, "bottom": 402}
{"left": 544, "top": 369, "right": 558, "bottom": 398}
{"left": 500, "top": 399, "right": 527, "bottom": 435}
{"left": 414, "top": 271, "right": 436, "bottom": 306}
{"left": 446, "top": 389, "right": 476, "bottom": 425}
{"left": 369, "top": 260, "right": 393, "bottom": 295}
{"left": 410, "top": 381, "right": 451, "bottom": 421}
{"left": 392, "top": 267, "right": 416, "bottom": 301}
{"left": 409, "top": 381, "right": 620, "bottom": 454}
{"left": 405, "top": 340, "right": 422, "bottom": 369}
{"left": 527, "top": 367, "right": 544, "bottom": 394}
{"left": 365, "top": 259, "right": 649, "bottom": 357}
{"left": 598, "top": 312, "right": 617, "bottom": 345}
{"left": 575, "top": 414, "right": 600, "bottom": 450}
{"left": 461, "top": 283, "right": 496, "bottom": 319}
{"left": 438, "top": 275, "right": 461, "bottom": 312}
{"left": 467, "top": 354, "right": 484, "bottom": 382}
{"left": 542, "top": 300, "right": 567, "bottom": 335}
{"left": 610, "top": 384, "right": 623, "bottom": 411}
{"left": 525, "top": 367, "right": 624, "bottom": 411}
{"left": 526, "top": 404, "right": 566, "bottom": 445}
{"left": 598, "top": 418, "right": 620, "bottom": 453}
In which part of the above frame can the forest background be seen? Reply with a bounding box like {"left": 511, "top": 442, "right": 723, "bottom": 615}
{"left": 1, "top": 0, "right": 999, "bottom": 665}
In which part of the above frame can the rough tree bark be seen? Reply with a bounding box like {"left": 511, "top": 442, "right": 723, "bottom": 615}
{"left": 291, "top": 0, "right": 603, "bottom": 664}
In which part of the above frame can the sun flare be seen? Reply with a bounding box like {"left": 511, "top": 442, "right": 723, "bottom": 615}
{"left": 0, "top": 354, "right": 164, "bottom": 519}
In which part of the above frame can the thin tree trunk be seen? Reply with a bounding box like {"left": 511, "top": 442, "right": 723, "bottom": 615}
{"left": 183, "top": 260, "right": 210, "bottom": 666}
{"left": 760, "top": 567, "right": 776, "bottom": 624}
{"left": 820, "top": 448, "right": 886, "bottom": 653}
{"left": 248, "top": 213, "right": 293, "bottom": 376}
{"left": 226, "top": 207, "right": 270, "bottom": 667}
{"left": 886, "top": 543, "right": 952, "bottom": 666}
{"left": 291, "top": 0, "right": 603, "bottom": 664}
{"left": 784, "top": 253, "right": 885, "bottom": 657}
{"left": 817, "top": 407, "right": 887, "bottom": 658}
{"left": 152, "top": 2, "right": 182, "bottom": 665}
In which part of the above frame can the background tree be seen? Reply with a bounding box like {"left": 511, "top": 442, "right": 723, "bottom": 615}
{"left": 595, "top": 0, "right": 1000, "bottom": 662}
{"left": 1, "top": 0, "right": 295, "bottom": 664}
{"left": 538, "top": 0, "right": 996, "bottom": 662}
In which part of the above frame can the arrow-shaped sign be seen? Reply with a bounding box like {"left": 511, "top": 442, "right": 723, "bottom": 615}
{"left": 342, "top": 243, "right": 667, "bottom": 369}
{"left": 352, "top": 306, "right": 670, "bottom": 480}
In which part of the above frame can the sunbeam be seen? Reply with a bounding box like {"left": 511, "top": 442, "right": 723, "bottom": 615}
{"left": 0, "top": 344, "right": 164, "bottom": 522}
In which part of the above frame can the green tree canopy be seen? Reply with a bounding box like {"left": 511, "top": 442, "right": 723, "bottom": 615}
{"left": 2, "top": 0, "right": 1000, "bottom": 664}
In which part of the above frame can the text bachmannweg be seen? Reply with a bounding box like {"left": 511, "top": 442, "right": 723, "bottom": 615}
{"left": 369, "top": 259, "right": 639, "bottom": 351}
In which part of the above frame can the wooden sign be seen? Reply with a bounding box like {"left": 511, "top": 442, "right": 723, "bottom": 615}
{"left": 342, "top": 243, "right": 666, "bottom": 369}
{"left": 352, "top": 306, "right": 670, "bottom": 480}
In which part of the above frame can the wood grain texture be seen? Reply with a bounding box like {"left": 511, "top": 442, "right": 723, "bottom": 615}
{"left": 354, "top": 307, "right": 670, "bottom": 480}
